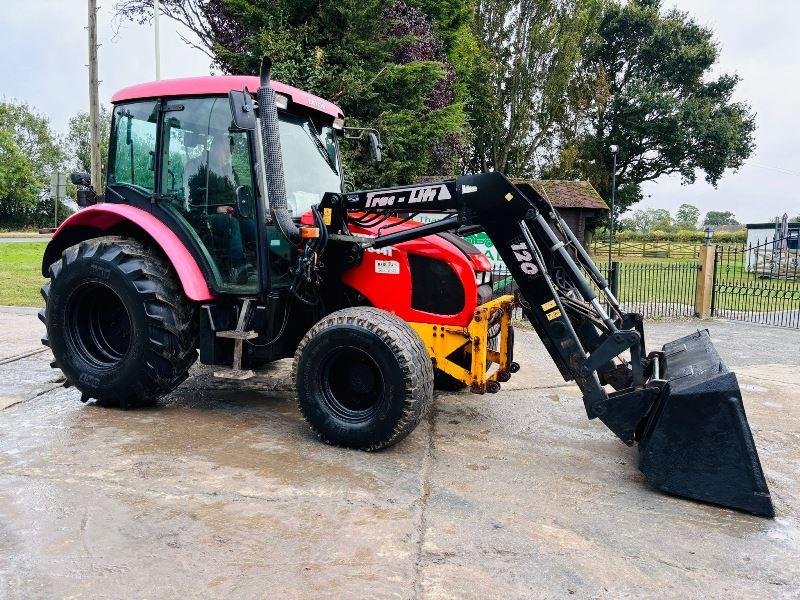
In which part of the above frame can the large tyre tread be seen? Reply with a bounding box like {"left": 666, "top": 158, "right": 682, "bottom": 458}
{"left": 292, "top": 307, "right": 434, "bottom": 451}
{"left": 43, "top": 236, "right": 198, "bottom": 408}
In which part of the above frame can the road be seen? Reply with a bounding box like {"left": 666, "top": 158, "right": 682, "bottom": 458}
{"left": 1, "top": 307, "right": 798, "bottom": 598}
{"left": 0, "top": 238, "right": 49, "bottom": 244}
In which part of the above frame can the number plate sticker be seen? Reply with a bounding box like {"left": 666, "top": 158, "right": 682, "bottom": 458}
{"left": 375, "top": 260, "right": 400, "bottom": 274}
{"left": 508, "top": 236, "right": 540, "bottom": 277}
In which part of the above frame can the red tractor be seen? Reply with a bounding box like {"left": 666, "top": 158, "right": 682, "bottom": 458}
{"left": 41, "top": 58, "right": 773, "bottom": 517}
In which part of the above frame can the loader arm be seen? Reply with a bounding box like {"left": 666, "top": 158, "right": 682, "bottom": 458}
{"left": 318, "top": 172, "right": 774, "bottom": 517}
{"left": 321, "top": 173, "right": 647, "bottom": 426}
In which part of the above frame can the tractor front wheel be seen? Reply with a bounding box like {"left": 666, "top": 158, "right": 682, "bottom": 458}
{"left": 293, "top": 307, "right": 433, "bottom": 450}
{"left": 40, "top": 236, "right": 198, "bottom": 408}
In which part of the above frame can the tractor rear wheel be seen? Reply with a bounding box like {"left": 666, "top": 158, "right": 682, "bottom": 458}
{"left": 293, "top": 307, "right": 433, "bottom": 450}
{"left": 40, "top": 236, "right": 198, "bottom": 408}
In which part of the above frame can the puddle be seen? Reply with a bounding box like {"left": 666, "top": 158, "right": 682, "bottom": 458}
{"left": 741, "top": 384, "right": 769, "bottom": 393}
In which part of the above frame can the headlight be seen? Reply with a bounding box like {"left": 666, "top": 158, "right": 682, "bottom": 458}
{"left": 475, "top": 271, "right": 491, "bottom": 285}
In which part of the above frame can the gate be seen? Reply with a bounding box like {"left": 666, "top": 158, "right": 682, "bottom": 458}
{"left": 711, "top": 234, "right": 800, "bottom": 328}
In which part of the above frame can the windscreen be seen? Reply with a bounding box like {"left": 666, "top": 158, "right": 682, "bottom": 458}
{"left": 278, "top": 112, "right": 341, "bottom": 216}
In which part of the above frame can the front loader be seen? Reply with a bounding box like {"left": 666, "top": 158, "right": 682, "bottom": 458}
{"left": 40, "top": 57, "right": 773, "bottom": 517}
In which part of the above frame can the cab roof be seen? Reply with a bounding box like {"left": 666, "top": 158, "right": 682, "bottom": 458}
{"left": 111, "top": 75, "right": 344, "bottom": 120}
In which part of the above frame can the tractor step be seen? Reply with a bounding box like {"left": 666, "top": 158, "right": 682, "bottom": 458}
{"left": 215, "top": 331, "right": 259, "bottom": 340}
{"left": 213, "top": 368, "right": 256, "bottom": 380}
{"left": 212, "top": 299, "right": 257, "bottom": 381}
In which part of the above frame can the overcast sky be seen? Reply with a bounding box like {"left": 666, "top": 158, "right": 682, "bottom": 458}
{"left": 1, "top": 0, "right": 797, "bottom": 224}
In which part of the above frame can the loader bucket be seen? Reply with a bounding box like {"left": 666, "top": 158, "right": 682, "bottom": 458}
{"left": 638, "top": 330, "right": 774, "bottom": 517}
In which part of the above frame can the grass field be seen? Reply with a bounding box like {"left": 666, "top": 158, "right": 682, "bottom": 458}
{"left": 0, "top": 242, "right": 47, "bottom": 306}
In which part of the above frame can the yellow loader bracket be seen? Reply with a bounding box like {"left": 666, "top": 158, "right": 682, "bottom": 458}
{"left": 410, "top": 295, "right": 518, "bottom": 394}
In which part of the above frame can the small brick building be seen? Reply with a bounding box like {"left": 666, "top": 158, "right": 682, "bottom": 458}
{"left": 518, "top": 179, "right": 608, "bottom": 245}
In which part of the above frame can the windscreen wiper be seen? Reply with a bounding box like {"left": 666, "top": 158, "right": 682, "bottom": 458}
{"left": 302, "top": 121, "right": 338, "bottom": 174}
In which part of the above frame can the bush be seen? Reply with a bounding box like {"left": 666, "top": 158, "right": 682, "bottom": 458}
{"left": 713, "top": 230, "right": 747, "bottom": 243}
{"left": 595, "top": 229, "right": 745, "bottom": 244}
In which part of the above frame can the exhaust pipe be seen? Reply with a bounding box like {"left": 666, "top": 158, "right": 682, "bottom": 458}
{"left": 258, "top": 57, "right": 300, "bottom": 244}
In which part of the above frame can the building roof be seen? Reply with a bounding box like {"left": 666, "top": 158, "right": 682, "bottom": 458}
{"left": 747, "top": 222, "right": 800, "bottom": 230}
{"left": 111, "top": 75, "right": 344, "bottom": 120}
{"left": 515, "top": 179, "right": 608, "bottom": 211}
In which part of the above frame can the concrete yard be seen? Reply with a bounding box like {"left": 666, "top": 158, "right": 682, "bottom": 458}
{"left": 0, "top": 306, "right": 798, "bottom": 598}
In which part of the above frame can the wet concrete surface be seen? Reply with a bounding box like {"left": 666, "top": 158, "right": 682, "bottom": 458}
{"left": 1, "top": 308, "right": 798, "bottom": 598}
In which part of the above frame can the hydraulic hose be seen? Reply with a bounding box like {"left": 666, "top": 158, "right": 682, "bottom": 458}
{"left": 257, "top": 57, "right": 301, "bottom": 245}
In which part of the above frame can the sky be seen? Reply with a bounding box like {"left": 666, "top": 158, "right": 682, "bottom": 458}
{"left": 0, "top": 0, "right": 798, "bottom": 225}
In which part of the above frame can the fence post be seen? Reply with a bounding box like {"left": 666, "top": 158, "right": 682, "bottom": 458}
{"left": 609, "top": 261, "right": 620, "bottom": 298}
{"left": 694, "top": 228, "right": 715, "bottom": 318}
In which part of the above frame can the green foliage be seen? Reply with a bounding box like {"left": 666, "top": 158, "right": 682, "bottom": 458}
{"left": 610, "top": 228, "right": 745, "bottom": 243}
{"left": 114, "top": 0, "right": 756, "bottom": 221}
{"left": 66, "top": 106, "right": 111, "bottom": 179}
{"left": 627, "top": 207, "right": 671, "bottom": 232}
{"left": 466, "top": 0, "right": 603, "bottom": 175}
{"left": 549, "top": 0, "right": 756, "bottom": 215}
{"left": 675, "top": 203, "right": 700, "bottom": 230}
{"left": 0, "top": 102, "right": 67, "bottom": 229}
{"left": 118, "top": 0, "right": 470, "bottom": 188}
{"left": 703, "top": 210, "right": 740, "bottom": 227}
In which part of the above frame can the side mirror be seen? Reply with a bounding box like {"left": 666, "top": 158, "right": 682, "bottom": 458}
{"left": 368, "top": 131, "right": 382, "bottom": 162}
{"left": 228, "top": 89, "right": 256, "bottom": 131}
{"left": 344, "top": 127, "right": 383, "bottom": 163}
{"left": 70, "top": 172, "right": 92, "bottom": 187}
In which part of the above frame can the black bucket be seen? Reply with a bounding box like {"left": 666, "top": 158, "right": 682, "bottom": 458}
{"left": 638, "top": 330, "right": 774, "bottom": 517}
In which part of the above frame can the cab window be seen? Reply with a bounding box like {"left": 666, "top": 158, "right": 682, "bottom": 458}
{"left": 108, "top": 101, "right": 159, "bottom": 193}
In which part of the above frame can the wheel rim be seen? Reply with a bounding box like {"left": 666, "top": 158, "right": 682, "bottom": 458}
{"left": 66, "top": 282, "right": 132, "bottom": 370}
{"left": 318, "top": 346, "right": 386, "bottom": 423}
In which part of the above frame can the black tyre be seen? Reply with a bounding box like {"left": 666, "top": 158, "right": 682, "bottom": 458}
{"left": 292, "top": 307, "right": 433, "bottom": 450}
{"left": 433, "top": 324, "right": 512, "bottom": 391}
{"left": 40, "top": 236, "right": 198, "bottom": 408}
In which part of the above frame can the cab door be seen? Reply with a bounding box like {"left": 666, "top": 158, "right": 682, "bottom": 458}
{"left": 158, "top": 97, "right": 260, "bottom": 293}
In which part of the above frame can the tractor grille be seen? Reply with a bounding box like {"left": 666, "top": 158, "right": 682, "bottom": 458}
{"left": 408, "top": 254, "right": 465, "bottom": 315}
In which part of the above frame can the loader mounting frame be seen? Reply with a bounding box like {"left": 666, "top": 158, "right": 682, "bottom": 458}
{"left": 409, "top": 294, "right": 516, "bottom": 394}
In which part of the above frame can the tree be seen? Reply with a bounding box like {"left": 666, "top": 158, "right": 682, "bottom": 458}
{"left": 66, "top": 107, "right": 111, "bottom": 180}
{"left": 114, "top": 0, "right": 472, "bottom": 187}
{"left": 650, "top": 208, "right": 672, "bottom": 231}
{"left": 0, "top": 102, "right": 66, "bottom": 229}
{"left": 549, "top": 0, "right": 756, "bottom": 215}
{"left": 675, "top": 203, "right": 700, "bottom": 230}
{"left": 466, "top": 0, "right": 602, "bottom": 175}
{"left": 703, "top": 210, "right": 739, "bottom": 227}
{"left": 617, "top": 216, "right": 637, "bottom": 232}
{"left": 630, "top": 207, "right": 670, "bottom": 232}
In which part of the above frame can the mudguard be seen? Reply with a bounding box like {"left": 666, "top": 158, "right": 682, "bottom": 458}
{"left": 42, "top": 204, "right": 213, "bottom": 302}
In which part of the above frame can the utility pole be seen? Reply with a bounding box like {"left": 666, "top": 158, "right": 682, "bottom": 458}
{"left": 87, "top": 0, "right": 102, "bottom": 190}
{"left": 608, "top": 145, "right": 619, "bottom": 270}
{"left": 154, "top": 0, "right": 161, "bottom": 80}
